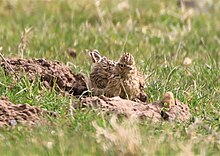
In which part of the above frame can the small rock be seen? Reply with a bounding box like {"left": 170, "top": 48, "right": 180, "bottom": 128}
{"left": 8, "top": 119, "right": 17, "bottom": 126}
{"left": 183, "top": 57, "right": 192, "bottom": 66}
{"left": 67, "top": 48, "right": 77, "bottom": 58}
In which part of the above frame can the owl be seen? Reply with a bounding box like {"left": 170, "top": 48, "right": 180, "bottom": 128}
{"left": 106, "top": 53, "right": 147, "bottom": 102}
{"left": 88, "top": 50, "right": 116, "bottom": 95}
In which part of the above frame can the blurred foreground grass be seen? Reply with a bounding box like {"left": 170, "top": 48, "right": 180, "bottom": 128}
{"left": 0, "top": 0, "right": 219, "bottom": 155}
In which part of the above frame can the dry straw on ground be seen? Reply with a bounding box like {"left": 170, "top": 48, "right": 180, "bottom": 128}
{"left": 93, "top": 116, "right": 143, "bottom": 156}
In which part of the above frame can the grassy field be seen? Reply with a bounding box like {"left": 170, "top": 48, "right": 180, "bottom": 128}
{"left": 0, "top": 0, "right": 219, "bottom": 155}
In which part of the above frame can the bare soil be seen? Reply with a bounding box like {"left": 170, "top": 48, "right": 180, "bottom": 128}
{"left": 0, "top": 57, "right": 191, "bottom": 123}
{"left": 80, "top": 96, "right": 191, "bottom": 122}
{"left": 0, "top": 97, "right": 51, "bottom": 127}
{"left": 1, "top": 58, "right": 89, "bottom": 95}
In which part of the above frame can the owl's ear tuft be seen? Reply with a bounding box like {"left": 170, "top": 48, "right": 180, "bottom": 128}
{"left": 89, "top": 50, "right": 102, "bottom": 63}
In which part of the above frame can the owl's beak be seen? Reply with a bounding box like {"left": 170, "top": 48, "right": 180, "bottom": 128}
{"left": 127, "top": 65, "right": 133, "bottom": 70}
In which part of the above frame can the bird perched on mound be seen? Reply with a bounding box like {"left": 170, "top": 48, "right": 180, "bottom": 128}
{"left": 88, "top": 50, "right": 116, "bottom": 95}
{"left": 106, "top": 53, "right": 147, "bottom": 102}
{"left": 161, "top": 92, "right": 175, "bottom": 108}
{"left": 160, "top": 91, "right": 191, "bottom": 121}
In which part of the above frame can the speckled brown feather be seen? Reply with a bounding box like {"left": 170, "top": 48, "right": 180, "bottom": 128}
{"left": 89, "top": 50, "right": 116, "bottom": 95}
{"left": 107, "top": 53, "right": 147, "bottom": 102}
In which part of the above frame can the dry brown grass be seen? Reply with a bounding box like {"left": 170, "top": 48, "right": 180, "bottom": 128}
{"left": 93, "top": 116, "right": 143, "bottom": 156}
{"left": 18, "top": 27, "right": 33, "bottom": 58}
{"left": 93, "top": 117, "right": 220, "bottom": 156}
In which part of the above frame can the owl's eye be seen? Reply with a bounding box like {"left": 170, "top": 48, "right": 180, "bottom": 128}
{"left": 119, "top": 63, "right": 125, "bottom": 68}
{"left": 102, "top": 65, "right": 107, "bottom": 68}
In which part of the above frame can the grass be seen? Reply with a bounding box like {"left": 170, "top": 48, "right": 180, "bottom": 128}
{"left": 0, "top": 0, "right": 219, "bottom": 155}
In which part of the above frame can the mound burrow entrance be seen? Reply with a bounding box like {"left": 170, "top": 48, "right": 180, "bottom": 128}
{"left": 1, "top": 58, "right": 89, "bottom": 95}
{"left": 79, "top": 96, "right": 191, "bottom": 122}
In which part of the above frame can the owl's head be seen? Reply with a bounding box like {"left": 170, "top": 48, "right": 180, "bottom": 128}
{"left": 116, "top": 53, "right": 135, "bottom": 74}
{"left": 119, "top": 53, "right": 135, "bottom": 66}
{"left": 88, "top": 50, "right": 115, "bottom": 71}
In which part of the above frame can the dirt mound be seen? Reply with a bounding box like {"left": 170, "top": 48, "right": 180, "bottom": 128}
{"left": 161, "top": 99, "right": 191, "bottom": 122}
{"left": 1, "top": 58, "right": 88, "bottom": 95}
{"left": 79, "top": 96, "right": 191, "bottom": 122}
{"left": 0, "top": 97, "right": 51, "bottom": 127}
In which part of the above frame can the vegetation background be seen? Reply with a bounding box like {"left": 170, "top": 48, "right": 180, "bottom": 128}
{"left": 0, "top": 0, "right": 219, "bottom": 155}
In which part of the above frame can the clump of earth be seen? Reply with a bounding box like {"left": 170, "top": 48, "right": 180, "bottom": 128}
{"left": 79, "top": 96, "right": 191, "bottom": 122}
{"left": 0, "top": 97, "right": 51, "bottom": 127}
{"left": 1, "top": 58, "right": 89, "bottom": 95}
